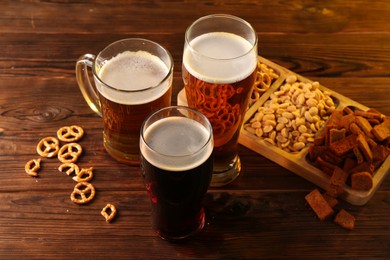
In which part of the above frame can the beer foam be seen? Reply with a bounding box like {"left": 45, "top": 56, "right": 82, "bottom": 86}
{"left": 140, "top": 117, "right": 213, "bottom": 171}
{"left": 97, "top": 51, "right": 171, "bottom": 105}
{"left": 183, "top": 32, "right": 257, "bottom": 84}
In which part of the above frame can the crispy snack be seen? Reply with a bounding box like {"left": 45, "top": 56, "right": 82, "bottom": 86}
{"left": 36, "top": 137, "right": 60, "bottom": 158}
{"left": 101, "top": 203, "right": 117, "bottom": 223}
{"left": 308, "top": 106, "right": 390, "bottom": 192}
{"left": 334, "top": 209, "right": 355, "bottom": 230}
{"left": 72, "top": 167, "right": 94, "bottom": 183}
{"left": 70, "top": 182, "right": 95, "bottom": 204}
{"left": 305, "top": 189, "right": 334, "bottom": 221}
{"left": 58, "top": 162, "right": 80, "bottom": 176}
{"left": 57, "top": 125, "right": 84, "bottom": 142}
{"left": 58, "top": 143, "right": 83, "bottom": 163}
{"left": 249, "top": 59, "right": 279, "bottom": 107}
{"left": 25, "top": 158, "right": 41, "bottom": 177}
{"left": 351, "top": 171, "right": 373, "bottom": 191}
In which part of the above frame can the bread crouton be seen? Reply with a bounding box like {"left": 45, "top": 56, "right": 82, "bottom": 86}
{"left": 372, "top": 121, "right": 390, "bottom": 142}
{"left": 357, "top": 134, "right": 373, "bottom": 162}
{"left": 305, "top": 189, "right": 334, "bottom": 221}
{"left": 351, "top": 172, "right": 373, "bottom": 191}
{"left": 355, "top": 116, "right": 375, "bottom": 139}
{"left": 329, "top": 134, "right": 357, "bottom": 156}
{"left": 334, "top": 209, "right": 355, "bottom": 230}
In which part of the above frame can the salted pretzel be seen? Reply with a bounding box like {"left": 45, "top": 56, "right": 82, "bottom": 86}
{"left": 70, "top": 182, "right": 95, "bottom": 204}
{"left": 36, "top": 137, "right": 60, "bottom": 158}
{"left": 58, "top": 143, "right": 82, "bottom": 163}
{"left": 58, "top": 162, "right": 80, "bottom": 176}
{"left": 72, "top": 166, "right": 94, "bottom": 183}
{"left": 25, "top": 158, "right": 41, "bottom": 177}
{"left": 57, "top": 125, "right": 84, "bottom": 142}
{"left": 101, "top": 203, "right": 117, "bottom": 223}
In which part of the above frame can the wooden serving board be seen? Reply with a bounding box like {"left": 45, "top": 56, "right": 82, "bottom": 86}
{"left": 177, "top": 56, "right": 390, "bottom": 206}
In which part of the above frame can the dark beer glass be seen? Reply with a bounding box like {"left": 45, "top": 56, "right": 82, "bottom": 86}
{"left": 76, "top": 38, "right": 173, "bottom": 165}
{"left": 140, "top": 106, "right": 214, "bottom": 241}
{"left": 182, "top": 14, "right": 258, "bottom": 186}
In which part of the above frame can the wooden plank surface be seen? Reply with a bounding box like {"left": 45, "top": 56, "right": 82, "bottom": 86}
{"left": 1, "top": 0, "right": 390, "bottom": 259}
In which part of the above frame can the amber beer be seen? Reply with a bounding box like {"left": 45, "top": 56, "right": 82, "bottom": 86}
{"left": 96, "top": 51, "right": 172, "bottom": 164}
{"left": 183, "top": 15, "right": 258, "bottom": 186}
{"left": 140, "top": 106, "right": 214, "bottom": 241}
{"left": 76, "top": 39, "right": 173, "bottom": 165}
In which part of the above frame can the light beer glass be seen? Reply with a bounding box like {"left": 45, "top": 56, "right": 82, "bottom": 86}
{"left": 140, "top": 106, "right": 214, "bottom": 241}
{"left": 76, "top": 38, "right": 173, "bottom": 165}
{"left": 182, "top": 14, "right": 258, "bottom": 186}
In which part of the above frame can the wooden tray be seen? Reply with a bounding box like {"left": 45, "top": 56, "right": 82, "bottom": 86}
{"left": 177, "top": 56, "right": 390, "bottom": 206}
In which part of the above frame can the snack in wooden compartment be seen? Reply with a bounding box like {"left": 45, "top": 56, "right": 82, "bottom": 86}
{"left": 372, "top": 117, "right": 390, "bottom": 141}
{"left": 57, "top": 125, "right": 84, "bottom": 142}
{"left": 25, "top": 158, "right": 41, "bottom": 177}
{"left": 248, "top": 58, "right": 280, "bottom": 107}
{"left": 36, "top": 137, "right": 60, "bottom": 158}
{"left": 244, "top": 75, "right": 336, "bottom": 152}
{"left": 351, "top": 171, "right": 373, "bottom": 191}
{"left": 70, "top": 182, "right": 95, "bottom": 204}
{"left": 305, "top": 188, "right": 334, "bottom": 221}
{"left": 101, "top": 203, "right": 117, "bottom": 223}
{"left": 326, "top": 167, "right": 349, "bottom": 197}
{"left": 334, "top": 209, "right": 355, "bottom": 230}
{"left": 308, "top": 106, "right": 390, "bottom": 192}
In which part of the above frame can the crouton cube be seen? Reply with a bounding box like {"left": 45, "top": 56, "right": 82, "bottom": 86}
{"left": 334, "top": 209, "right": 356, "bottom": 230}
{"left": 351, "top": 172, "right": 373, "bottom": 191}
{"left": 305, "top": 189, "right": 334, "bottom": 221}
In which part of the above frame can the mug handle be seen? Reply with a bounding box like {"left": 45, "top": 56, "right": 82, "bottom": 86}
{"left": 75, "top": 54, "right": 102, "bottom": 117}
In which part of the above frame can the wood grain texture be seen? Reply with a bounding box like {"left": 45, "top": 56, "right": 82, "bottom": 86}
{"left": 0, "top": 0, "right": 389, "bottom": 259}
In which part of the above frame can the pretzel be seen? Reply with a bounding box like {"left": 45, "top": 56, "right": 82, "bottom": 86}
{"left": 72, "top": 167, "right": 94, "bottom": 183}
{"left": 58, "top": 162, "right": 80, "bottom": 176}
{"left": 57, "top": 125, "right": 84, "bottom": 142}
{"left": 25, "top": 158, "right": 41, "bottom": 177}
{"left": 58, "top": 143, "right": 82, "bottom": 163}
{"left": 101, "top": 203, "right": 117, "bottom": 223}
{"left": 36, "top": 137, "right": 60, "bottom": 158}
{"left": 70, "top": 182, "right": 95, "bottom": 204}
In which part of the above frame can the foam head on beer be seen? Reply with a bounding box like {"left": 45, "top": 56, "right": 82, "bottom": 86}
{"left": 183, "top": 32, "right": 257, "bottom": 84}
{"left": 140, "top": 116, "right": 214, "bottom": 172}
{"left": 97, "top": 50, "right": 171, "bottom": 105}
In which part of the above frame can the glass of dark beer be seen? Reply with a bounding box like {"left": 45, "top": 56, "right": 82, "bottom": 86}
{"left": 182, "top": 14, "right": 258, "bottom": 186}
{"left": 76, "top": 38, "right": 173, "bottom": 165}
{"left": 140, "top": 106, "right": 214, "bottom": 241}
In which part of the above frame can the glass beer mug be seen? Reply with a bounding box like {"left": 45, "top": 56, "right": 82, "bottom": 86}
{"left": 76, "top": 38, "right": 173, "bottom": 165}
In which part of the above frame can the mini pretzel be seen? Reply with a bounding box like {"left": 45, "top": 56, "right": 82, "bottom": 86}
{"left": 58, "top": 143, "right": 82, "bottom": 163}
{"left": 57, "top": 125, "right": 84, "bottom": 142}
{"left": 70, "top": 182, "right": 95, "bottom": 204}
{"left": 25, "top": 158, "right": 41, "bottom": 177}
{"left": 36, "top": 137, "right": 60, "bottom": 158}
{"left": 72, "top": 167, "right": 94, "bottom": 183}
{"left": 101, "top": 203, "right": 117, "bottom": 223}
{"left": 58, "top": 162, "right": 80, "bottom": 176}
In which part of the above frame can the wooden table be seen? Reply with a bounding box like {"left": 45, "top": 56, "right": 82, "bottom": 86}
{"left": 1, "top": 1, "right": 389, "bottom": 258}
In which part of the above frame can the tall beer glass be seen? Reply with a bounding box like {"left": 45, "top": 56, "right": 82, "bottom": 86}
{"left": 76, "top": 39, "right": 173, "bottom": 165}
{"left": 182, "top": 14, "right": 258, "bottom": 186}
{"left": 140, "top": 106, "right": 214, "bottom": 241}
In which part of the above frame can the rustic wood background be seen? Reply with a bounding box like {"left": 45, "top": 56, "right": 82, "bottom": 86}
{"left": 0, "top": 0, "right": 389, "bottom": 258}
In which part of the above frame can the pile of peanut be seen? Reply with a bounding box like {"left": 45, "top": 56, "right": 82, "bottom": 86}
{"left": 244, "top": 75, "right": 336, "bottom": 152}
